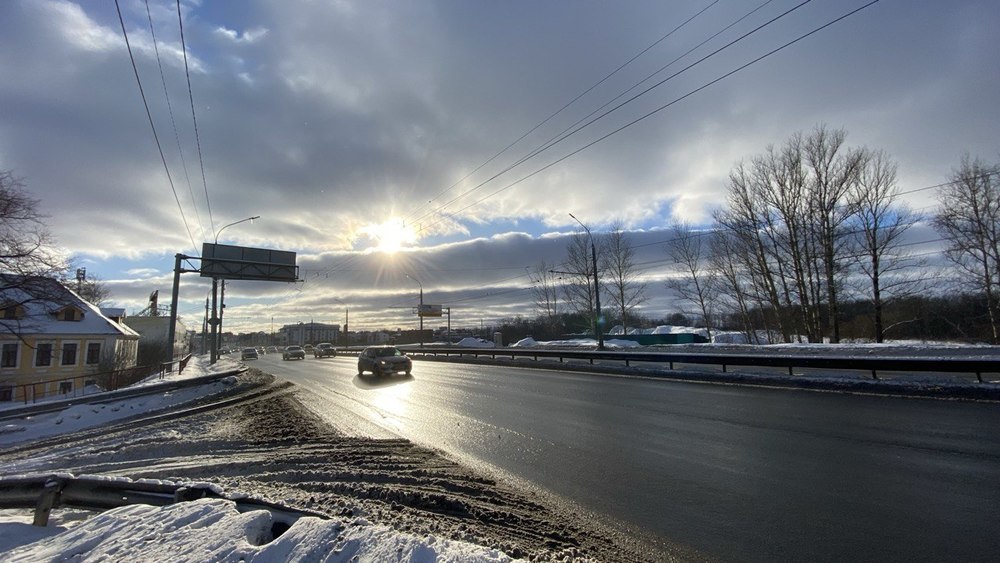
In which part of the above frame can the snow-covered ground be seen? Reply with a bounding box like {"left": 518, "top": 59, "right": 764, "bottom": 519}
{"left": 0, "top": 497, "right": 516, "bottom": 562}
{"left": 0, "top": 355, "right": 522, "bottom": 562}
{"left": 2, "top": 341, "right": 997, "bottom": 561}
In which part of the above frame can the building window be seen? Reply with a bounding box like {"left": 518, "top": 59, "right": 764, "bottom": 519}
{"left": 62, "top": 342, "right": 78, "bottom": 366}
{"left": 2, "top": 306, "right": 18, "bottom": 319}
{"left": 59, "top": 381, "right": 73, "bottom": 395}
{"left": 1, "top": 343, "right": 17, "bottom": 368}
{"left": 86, "top": 342, "right": 101, "bottom": 365}
{"left": 35, "top": 343, "right": 53, "bottom": 367}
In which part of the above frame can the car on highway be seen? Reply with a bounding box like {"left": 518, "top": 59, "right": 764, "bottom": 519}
{"left": 282, "top": 345, "right": 306, "bottom": 361}
{"left": 357, "top": 346, "right": 412, "bottom": 377}
{"left": 313, "top": 342, "right": 337, "bottom": 358}
{"left": 240, "top": 347, "right": 258, "bottom": 361}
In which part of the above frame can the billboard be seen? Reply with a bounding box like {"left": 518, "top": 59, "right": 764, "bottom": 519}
{"left": 201, "top": 243, "right": 298, "bottom": 282}
{"left": 417, "top": 304, "right": 443, "bottom": 317}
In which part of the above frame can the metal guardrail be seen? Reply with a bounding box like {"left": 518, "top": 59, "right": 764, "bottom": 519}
{"left": 389, "top": 346, "right": 1000, "bottom": 383}
{"left": 0, "top": 367, "right": 245, "bottom": 422}
{"left": 0, "top": 474, "right": 326, "bottom": 529}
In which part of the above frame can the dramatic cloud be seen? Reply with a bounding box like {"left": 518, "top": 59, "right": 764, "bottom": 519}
{"left": 1, "top": 0, "right": 997, "bottom": 330}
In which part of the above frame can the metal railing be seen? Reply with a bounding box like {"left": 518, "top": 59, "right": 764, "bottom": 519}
{"left": 394, "top": 346, "right": 1000, "bottom": 383}
{"left": 3, "top": 354, "right": 194, "bottom": 404}
{"left": 0, "top": 474, "right": 326, "bottom": 528}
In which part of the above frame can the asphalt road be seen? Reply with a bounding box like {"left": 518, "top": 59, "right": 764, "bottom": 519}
{"left": 256, "top": 353, "right": 1000, "bottom": 562}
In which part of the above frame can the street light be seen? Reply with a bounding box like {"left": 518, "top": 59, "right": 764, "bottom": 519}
{"left": 214, "top": 215, "right": 260, "bottom": 244}
{"left": 406, "top": 274, "right": 424, "bottom": 346}
{"left": 569, "top": 213, "right": 604, "bottom": 350}
{"left": 209, "top": 215, "right": 260, "bottom": 363}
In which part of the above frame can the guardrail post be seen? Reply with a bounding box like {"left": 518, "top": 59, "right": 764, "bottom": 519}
{"left": 788, "top": 367, "right": 794, "bottom": 376}
{"left": 976, "top": 372, "right": 983, "bottom": 383}
{"left": 34, "top": 479, "right": 63, "bottom": 527}
{"left": 871, "top": 370, "right": 879, "bottom": 380}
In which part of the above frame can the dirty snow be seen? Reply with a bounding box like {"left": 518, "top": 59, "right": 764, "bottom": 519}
{"left": 0, "top": 499, "right": 516, "bottom": 562}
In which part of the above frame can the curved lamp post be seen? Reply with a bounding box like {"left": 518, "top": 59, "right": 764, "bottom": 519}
{"left": 209, "top": 216, "right": 259, "bottom": 363}
{"left": 569, "top": 213, "right": 604, "bottom": 351}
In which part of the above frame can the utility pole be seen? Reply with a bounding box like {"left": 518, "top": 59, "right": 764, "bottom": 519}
{"left": 569, "top": 213, "right": 604, "bottom": 350}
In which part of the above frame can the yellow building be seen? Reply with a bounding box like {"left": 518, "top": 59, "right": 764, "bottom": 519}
{"left": 0, "top": 276, "right": 139, "bottom": 402}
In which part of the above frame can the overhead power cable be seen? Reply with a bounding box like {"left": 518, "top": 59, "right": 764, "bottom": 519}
{"left": 176, "top": 0, "right": 215, "bottom": 237}
{"left": 412, "top": 0, "right": 817, "bottom": 229}
{"left": 417, "top": 0, "right": 881, "bottom": 234}
{"left": 144, "top": 0, "right": 203, "bottom": 240}
{"left": 476, "top": 0, "right": 779, "bottom": 206}
{"left": 114, "top": 0, "right": 199, "bottom": 254}
{"left": 402, "top": 0, "right": 722, "bottom": 227}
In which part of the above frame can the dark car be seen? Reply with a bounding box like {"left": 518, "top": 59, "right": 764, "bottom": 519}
{"left": 282, "top": 345, "right": 306, "bottom": 360}
{"left": 357, "top": 346, "right": 412, "bottom": 376}
{"left": 313, "top": 342, "right": 337, "bottom": 358}
{"left": 240, "top": 347, "right": 258, "bottom": 361}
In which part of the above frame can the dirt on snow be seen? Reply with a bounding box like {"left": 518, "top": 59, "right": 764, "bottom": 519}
{"left": 1, "top": 370, "right": 672, "bottom": 562}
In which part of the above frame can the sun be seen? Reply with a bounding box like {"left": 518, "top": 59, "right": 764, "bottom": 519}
{"left": 360, "top": 218, "right": 417, "bottom": 253}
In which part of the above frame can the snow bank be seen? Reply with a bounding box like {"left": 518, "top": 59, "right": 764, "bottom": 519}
{"left": 456, "top": 337, "right": 496, "bottom": 348}
{"left": 511, "top": 337, "right": 538, "bottom": 348}
{"left": 0, "top": 499, "right": 516, "bottom": 562}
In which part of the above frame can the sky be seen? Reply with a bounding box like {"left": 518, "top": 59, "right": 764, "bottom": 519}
{"left": 1, "top": 0, "right": 998, "bottom": 334}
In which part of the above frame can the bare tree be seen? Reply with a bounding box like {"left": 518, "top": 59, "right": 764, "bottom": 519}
{"left": 0, "top": 171, "right": 68, "bottom": 340}
{"left": 561, "top": 230, "right": 599, "bottom": 336}
{"left": 804, "top": 125, "right": 866, "bottom": 343}
{"left": 602, "top": 220, "right": 646, "bottom": 335}
{"left": 848, "top": 149, "right": 924, "bottom": 342}
{"left": 0, "top": 170, "right": 65, "bottom": 277}
{"left": 664, "top": 222, "right": 715, "bottom": 339}
{"left": 75, "top": 275, "right": 113, "bottom": 307}
{"left": 933, "top": 155, "right": 1000, "bottom": 343}
{"left": 528, "top": 261, "right": 560, "bottom": 319}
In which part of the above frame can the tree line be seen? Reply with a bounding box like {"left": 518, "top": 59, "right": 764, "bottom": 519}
{"left": 529, "top": 125, "right": 1000, "bottom": 345}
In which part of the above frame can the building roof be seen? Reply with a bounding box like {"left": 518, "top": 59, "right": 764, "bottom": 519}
{"left": 0, "top": 275, "right": 139, "bottom": 338}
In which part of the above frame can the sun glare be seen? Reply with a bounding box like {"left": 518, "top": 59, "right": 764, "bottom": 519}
{"left": 361, "top": 218, "right": 417, "bottom": 253}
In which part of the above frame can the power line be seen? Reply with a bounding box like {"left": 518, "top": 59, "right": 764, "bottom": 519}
{"left": 144, "top": 0, "right": 204, "bottom": 240}
{"left": 443, "top": 0, "right": 780, "bottom": 219}
{"left": 412, "top": 0, "right": 819, "bottom": 229}
{"left": 176, "top": 0, "right": 215, "bottom": 237}
{"left": 422, "top": 1, "right": 881, "bottom": 234}
{"left": 114, "top": 0, "right": 198, "bottom": 254}
{"left": 402, "top": 0, "right": 722, "bottom": 227}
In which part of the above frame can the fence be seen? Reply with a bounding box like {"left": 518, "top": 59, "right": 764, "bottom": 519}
{"left": 396, "top": 346, "right": 1000, "bottom": 383}
{"left": 3, "top": 354, "right": 193, "bottom": 404}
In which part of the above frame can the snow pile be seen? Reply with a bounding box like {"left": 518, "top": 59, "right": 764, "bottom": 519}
{"left": 456, "top": 337, "right": 496, "bottom": 348}
{"left": 509, "top": 338, "right": 640, "bottom": 349}
{"left": 604, "top": 339, "right": 642, "bottom": 349}
{"left": 0, "top": 498, "right": 517, "bottom": 562}
{"left": 711, "top": 331, "right": 752, "bottom": 344}
{"left": 0, "top": 356, "right": 241, "bottom": 447}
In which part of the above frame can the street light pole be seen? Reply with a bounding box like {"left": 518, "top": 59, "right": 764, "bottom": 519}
{"left": 406, "top": 274, "right": 424, "bottom": 347}
{"left": 210, "top": 216, "right": 260, "bottom": 363}
{"left": 569, "top": 213, "right": 604, "bottom": 350}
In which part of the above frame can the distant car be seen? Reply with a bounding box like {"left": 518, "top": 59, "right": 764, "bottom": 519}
{"left": 358, "top": 346, "right": 412, "bottom": 377}
{"left": 256, "top": 346, "right": 266, "bottom": 355}
{"left": 303, "top": 344, "right": 314, "bottom": 353}
{"left": 282, "top": 345, "right": 306, "bottom": 361}
{"left": 313, "top": 342, "right": 337, "bottom": 358}
{"left": 266, "top": 346, "right": 278, "bottom": 354}
{"left": 241, "top": 347, "right": 258, "bottom": 361}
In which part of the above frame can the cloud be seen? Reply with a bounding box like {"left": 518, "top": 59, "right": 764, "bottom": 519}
{"left": 1, "top": 1, "right": 996, "bottom": 332}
